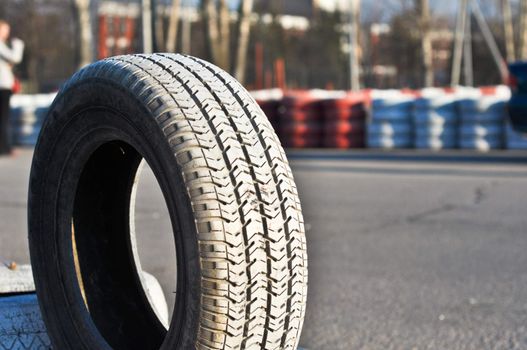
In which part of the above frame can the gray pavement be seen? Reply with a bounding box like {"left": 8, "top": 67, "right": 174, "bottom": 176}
{"left": 1, "top": 149, "right": 527, "bottom": 349}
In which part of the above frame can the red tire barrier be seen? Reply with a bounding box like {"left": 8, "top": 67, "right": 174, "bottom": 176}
{"left": 256, "top": 99, "right": 280, "bottom": 130}
{"left": 322, "top": 134, "right": 365, "bottom": 148}
{"left": 282, "top": 135, "right": 320, "bottom": 148}
{"left": 280, "top": 121, "right": 322, "bottom": 136}
{"left": 323, "top": 120, "right": 365, "bottom": 135}
{"left": 280, "top": 109, "right": 322, "bottom": 122}
{"left": 321, "top": 93, "right": 367, "bottom": 149}
{"left": 282, "top": 90, "right": 323, "bottom": 110}
{"left": 278, "top": 90, "right": 324, "bottom": 148}
{"left": 323, "top": 107, "right": 366, "bottom": 121}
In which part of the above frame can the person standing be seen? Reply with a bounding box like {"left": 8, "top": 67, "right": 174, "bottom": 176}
{"left": 0, "top": 20, "right": 24, "bottom": 155}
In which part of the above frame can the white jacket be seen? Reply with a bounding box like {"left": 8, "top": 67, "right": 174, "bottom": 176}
{"left": 0, "top": 38, "right": 24, "bottom": 90}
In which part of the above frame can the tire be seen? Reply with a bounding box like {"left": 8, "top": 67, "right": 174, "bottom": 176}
{"left": 460, "top": 111, "right": 504, "bottom": 123}
{"left": 367, "top": 121, "right": 412, "bottom": 137}
{"left": 459, "top": 137, "right": 503, "bottom": 151}
{"left": 255, "top": 100, "right": 280, "bottom": 129}
{"left": 414, "top": 95, "right": 457, "bottom": 109}
{"left": 280, "top": 109, "right": 321, "bottom": 122}
{"left": 371, "top": 109, "right": 412, "bottom": 122}
{"left": 414, "top": 137, "right": 457, "bottom": 150}
{"left": 460, "top": 123, "right": 504, "bottom": 137}
{"left": 413, "top": 110, "right": 458, "bottom": 125}
{"left": 367, "top": 134, "right": 413, "bottom": 149}
{"left": 281, "top": 135, "right": 321, "bottom": 148}
{"left": 323, "top": 120, "right": 365, "bottom": 135}
{"left": 323, "top": 134, "right": 364, "bottom": 149}
{"left": 280, "top": 121, "right": 322, "bottom": 135}
{"left": 28, "top": 54, "right": 308, "bottom": 350}
{"left": 414, "top": 125, "right": 457, "bottom": 138}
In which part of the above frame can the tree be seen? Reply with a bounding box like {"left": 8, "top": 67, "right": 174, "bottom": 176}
{"left": 233, "top": 0, "right": 253, "bottom": 84}
{"left": 416, "top": 0, "right": 433, "bottom": 87}
{"left": 166, "top": 0, "right": 181, "bottom": 52}
{"left": 72, "top": 0, "right": 94, "bottom": 68}
{"left": 217, "top": 0, "right": 230, "bottom": 70}
{"left": 201, "top": 0, "right": 255, "bottom": 81}
{"left": 387, "top": 11, "right": 421, "bottom": 88}
{"left": 202, "top": 0, "right": 230, "bottom": 71}
{"left": 349, "top": 0, "right": 361, "bottom": 91}
{"left": 519, "top": 0, "right": 527, "bottom": 60}
{"left": 501, "top": 0, "right": 515, "bottom": 61}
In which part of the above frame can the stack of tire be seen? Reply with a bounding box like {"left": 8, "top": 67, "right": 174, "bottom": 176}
{"left": 10, "top": 94, "right": 56, "bottom": 146}
{"left": 458, "top": 87, "right": 507, "bottom": 151}
{"left": 321, "top": 93, "right": 366, "bottom": 148}
{"left": 368, "top": 91, "right": 415, "bottom": 149}
{"left": 505, "top": 122, "right": 527, "bottom": 149}
{"left": 251, "top": 88, "right": 283, "bottom": 133}
{"left": 278, "top": 91, "right": 323, "bottom": 148}
{"left": 413, "top": 90, "right": 458, "bottom": 150}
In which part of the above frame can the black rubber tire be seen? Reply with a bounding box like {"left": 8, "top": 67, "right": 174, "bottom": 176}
{"left": 28, "top": 54, "right": 308, "bottom": 350}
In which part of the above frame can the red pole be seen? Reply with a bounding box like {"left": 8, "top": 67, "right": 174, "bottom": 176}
{"left": 124, "top": 17, "right": 136, "bottom": 54}
{"left": 265, "top": 69, "right": 272, "bottom": 89}
{"left": 98, "top": 15, "right": 109, "bottom": 59}
{"left": 275, "top": 58, "right": 286, "bottom": 90}
{"left": 113, "top": 16, "right": 122, "bottom": 56}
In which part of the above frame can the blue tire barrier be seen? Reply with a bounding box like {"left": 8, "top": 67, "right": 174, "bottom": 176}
{"left": 457, "top": 94, "right": 507, "bottom": 150}
{"left": 367, "top": 121, "right": 413, "bottom": 149}
{"left": 415, "top": 136, "right": 457, "bottom": 150}
{"left": 415, "top": 127, "right": 457, "bottom": 150}
{"left": 367, "top": 134, "right": 413, "bottom": 149}
{"left": 413, "top": 94, "right": 459, "bottom": 150}
{"left": 460, "top": 136, "right": 503, "bottom": 151}
{"left": 414, "top": 130, "right": 459, "bottom": 149}
{"left": 458, "top": 97, "right": 507, "bottom": 123}
{"left": 9, "top": 94, "right": 56, "bottom": 146}
{"left": 415, "top": 124, "right": 457, "bottom": 137}
{"left": 505, "top": 123, "right": 527, "bottom": 149}
{"left": 367, "top": 120, "right": 412, "bottom": 136}
{"left": 460, "top": 123, "right": 504, "bottom": 137}
{"left": 413, "top": 109, "right": 458, "bottom": 126}
{"left": 369, "top": 93, "right": 414, "bottom": 149}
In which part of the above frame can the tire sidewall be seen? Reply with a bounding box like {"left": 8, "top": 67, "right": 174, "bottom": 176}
{"left": 28, "top": 77, "right": 201, "bottom": 349}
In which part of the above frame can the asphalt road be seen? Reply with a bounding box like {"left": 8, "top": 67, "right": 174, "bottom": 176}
{"left": 1, "top": 149, "right": 527, "bottom": 349}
